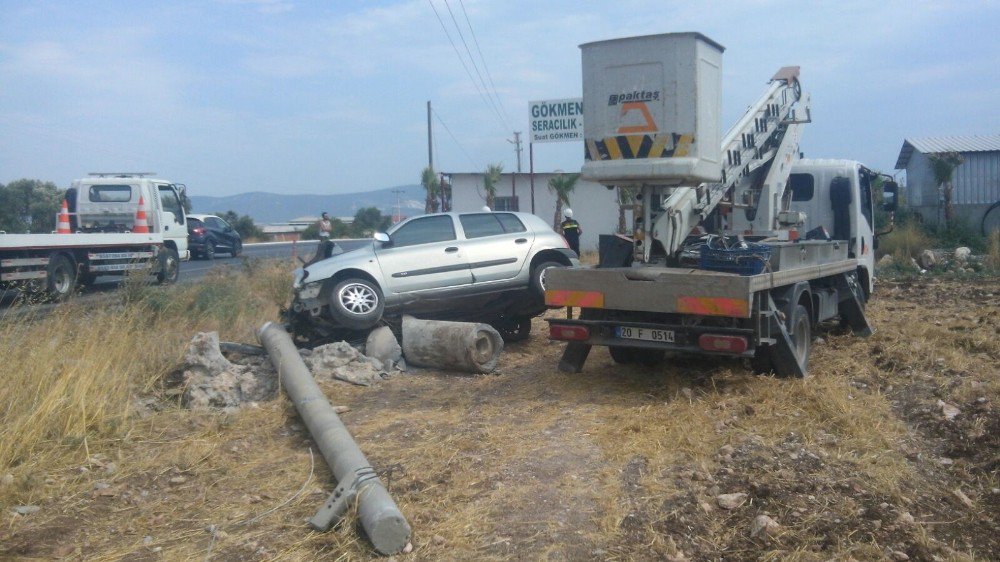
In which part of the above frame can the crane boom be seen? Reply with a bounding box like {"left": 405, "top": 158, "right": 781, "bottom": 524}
{"left": 646, "top": 66, "right": 810, "bottom": 259}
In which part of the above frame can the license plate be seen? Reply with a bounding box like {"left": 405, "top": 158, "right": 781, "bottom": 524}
{"left": 615, "top": 326, "right": 674, "bottom": 343}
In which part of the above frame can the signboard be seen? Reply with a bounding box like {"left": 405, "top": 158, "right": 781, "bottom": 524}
{"left": 529, "top": 98, "right": 583, "bottom": 143}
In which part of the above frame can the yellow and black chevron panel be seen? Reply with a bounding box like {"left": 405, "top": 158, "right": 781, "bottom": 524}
{"left": 585, "top": 133, "right": 694, "bottom": 161}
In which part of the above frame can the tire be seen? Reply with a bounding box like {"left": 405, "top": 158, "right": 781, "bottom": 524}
{"left": 609, "top": 346, "right": 665, "bottom": 366}
{"left": 231, "top": 239, "right": 242, "bottom": 258}
{"left": 609, "top": 346, "right": 635, "bottom": 364}
{"left": 156, "top": 248, "right": 180, "bottom": 284}
{"left": 530, "top": 261, "right": 564, "bottom": 299}
{"left": 327, "top": 278, "right": 384, "bottom": 330}
{"left": 46, "top": 253, "right": 77, "bottom": 301}
{"left": 495, "top": 316, "right": 532, "bottom": 342}
{"left": 204, "top": 240, "right": 216, "bottom": 260}
{"left": 754, "top": 303, "right": 811, "bottom": 378}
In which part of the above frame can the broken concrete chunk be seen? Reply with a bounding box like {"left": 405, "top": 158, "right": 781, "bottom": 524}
{"left": 954, "top": 247, "right": 971, "bottom": 262}
{"left": 365, "top": 326, "right": 403, "bottom": 368}
{"left": 302, "top": 341, "right": 388, "bottom": 386}
{"left": 180, "top": 332, "right": 278, "bottom": 409}
{"left": 918, "top": 249, "right": 936, "bottom": 270}
{"left": 937, "top": 400, "right": 960, "bottom": 421}
{"left": 750, "top": 514, "right": 780, "bottom": 538}
{"left": 401, "top": 316, "right": 504, "bottom": 373}
{"left": 12, "top": 505, "right": 40, "bottom": 516}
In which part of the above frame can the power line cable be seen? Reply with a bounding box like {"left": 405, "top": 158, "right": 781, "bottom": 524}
{"left": 442, "top": 0, "right": 510, "bottom": 130}
{"left": 427, "top": 0, "right": 508, "bottom": 133}
{"left": 432, "top": 108, "right": 480, "bottom": 170}
{"left": 457, "top": 0, "right": 512, "bottom": 126}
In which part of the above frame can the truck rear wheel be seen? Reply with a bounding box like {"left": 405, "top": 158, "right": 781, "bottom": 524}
{"left": 754, "top": 303, "right": 811, "bottom": 377}
{"left": 46, "top": 253, "right": 77, "bottom": 301}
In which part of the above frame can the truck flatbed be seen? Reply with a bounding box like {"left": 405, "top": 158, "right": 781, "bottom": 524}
{"left": 545, "top": 258, "right": 859, "bottom": 319}
{"left": 0, "top": 232, "right": 163, "bottom": 251}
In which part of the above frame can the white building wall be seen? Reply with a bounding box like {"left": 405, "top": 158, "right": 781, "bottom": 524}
{"left": 904, "top": 150, "right": 1000, "bottom": 226}
{"left": 447, "top": 172, "right": 627, "bottom": 252}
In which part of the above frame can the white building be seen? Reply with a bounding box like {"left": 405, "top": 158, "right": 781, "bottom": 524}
{"left": 894, "top": 135, "right": 1000, "bottom": 232}
{"left": 445, "top": 171, "right": 631, "bottom": 252}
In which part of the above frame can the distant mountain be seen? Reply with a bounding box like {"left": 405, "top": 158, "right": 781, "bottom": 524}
{"left": 189, "top": 185, "right": 426, "bottom": 224}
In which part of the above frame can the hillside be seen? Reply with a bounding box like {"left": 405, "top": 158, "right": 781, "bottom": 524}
{"left": 189, "top": 185, "right": 425, "bottom": 223}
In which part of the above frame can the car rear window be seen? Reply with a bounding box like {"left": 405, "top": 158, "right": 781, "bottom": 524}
{"left": 460, "top": 214, "right": 505, "bottom": 238}
{"left": 494, "top": 213, "right": 527, "bottom": 233}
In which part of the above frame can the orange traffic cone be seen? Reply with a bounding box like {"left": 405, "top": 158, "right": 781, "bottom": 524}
{"left": 133, "top": 196, "right": 150, "bottom": 233}
{"left": 57, "top": 200, "right": 71, "bottom": 234}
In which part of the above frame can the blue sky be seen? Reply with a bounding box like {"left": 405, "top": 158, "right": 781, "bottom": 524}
{"left": 1, "top": 0, "right": 997, "bottom": 197}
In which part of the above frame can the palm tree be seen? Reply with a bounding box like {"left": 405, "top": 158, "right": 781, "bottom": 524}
{"left": 421, "top": 167, "right": 440, "bottom": 213}
{"left": 548, "top": 173, "right": 580, "bottom": 229}
{"left": 616, "top": 186, "right": 638, "bottom": 234}
{"left": 928, "top": 152, "right": 964, "bottom": 227}
{"left": 483, "top": 164, "right": 503, "bottom": 210}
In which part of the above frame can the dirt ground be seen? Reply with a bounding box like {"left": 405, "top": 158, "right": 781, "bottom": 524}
{"left": 2, "top": 275, "right": 998, "bottom": 561}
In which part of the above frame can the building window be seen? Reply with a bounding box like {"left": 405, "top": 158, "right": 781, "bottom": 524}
{"left": 494, "top": 196, "right": 519, "bottom": 212}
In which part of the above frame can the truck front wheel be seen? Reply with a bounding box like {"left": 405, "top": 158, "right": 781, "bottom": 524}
{"left": 156, "top": 248, "right": 180, "bottom": 284}
{"left": 46, "top": 253, "right": 77, "bottom": 301}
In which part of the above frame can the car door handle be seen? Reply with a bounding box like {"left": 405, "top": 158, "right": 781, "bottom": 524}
{"left": 445, "top": 247, "right": 459, "bottom": 253}
{"left": 515, "top": 238, "right": 527, "bottom": 244}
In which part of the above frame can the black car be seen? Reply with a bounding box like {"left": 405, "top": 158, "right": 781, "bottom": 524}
{"left": 187, "top": 214, "right": 243, "bottom": 259}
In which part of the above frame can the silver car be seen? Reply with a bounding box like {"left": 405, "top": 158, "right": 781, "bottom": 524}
{"left": 288, "top": 211, "right": 579, "bottom": 342}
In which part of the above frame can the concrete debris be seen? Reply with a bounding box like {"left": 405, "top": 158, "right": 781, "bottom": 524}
{"left": 937, "top": 400, "right": 961, "bottom": 421}
{"left": 878, "top": 254, "right": 894, "bottom": 266}
{"left": 750, "top": 514, "right": 780, "bottom": 539}
{"left": 918, "top": 249, "right": 937, "bottom": 270}
{"left": 364, "top": 326, "right": 404, "bottom": 371}
{"left": 401, "top": 316, "right": 504, "bottom": 373}
{"left": 954, "top": 247, "right": 971, "bottom": 262}
{"left": 180, "top": 332, "right": 278, "bottom": 409}
{"left": 12, "top": 505, "right": 40, "bottom": 515}
{"left": 716, "top": 492, "right": 748, "bottom": 510}
{"left": 300, "top": 341, "right": 389, "bottom": 386}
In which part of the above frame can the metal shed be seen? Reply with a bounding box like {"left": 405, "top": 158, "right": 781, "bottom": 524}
{"left": 895, "top": 135, "right": 1000, "bottom": 234}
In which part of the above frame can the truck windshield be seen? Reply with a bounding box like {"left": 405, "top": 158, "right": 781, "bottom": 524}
{"left": 89, "top": 185, "right": 132, "bottom": 202}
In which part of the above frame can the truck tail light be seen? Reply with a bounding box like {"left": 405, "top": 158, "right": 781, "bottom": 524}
{"left": 549, "top": 324, "right": 590, "bottom": 341}
{"left": 698, "top": 334, "right": 748, "bottom": 354}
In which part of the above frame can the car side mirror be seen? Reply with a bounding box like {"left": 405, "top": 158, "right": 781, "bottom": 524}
{"left": 374, "top": 232, "right": 391, "bottom": 246}
{"left": 882, "top": 180, "right": 899, "bottom": 212}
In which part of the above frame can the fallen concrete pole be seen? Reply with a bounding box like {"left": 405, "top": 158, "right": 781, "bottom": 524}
{"left": 401, "top": 316, "right": 504, "bottom": 373}
{"left": 257, "top": 322, "right": 411, "bottom": 555}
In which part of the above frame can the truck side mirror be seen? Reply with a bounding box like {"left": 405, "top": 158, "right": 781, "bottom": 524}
{"left": 882, "top": 181, "right": 899, "bottom": 212}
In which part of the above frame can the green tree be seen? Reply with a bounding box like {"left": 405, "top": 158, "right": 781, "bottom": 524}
{"left": 928, "top": 152, "right": 964, "bottom": 227}
{"left": 217, "top": 210, "right": 266, "bottom": 240}
{"left": 421, "top": 167, "right": 440, "bottom": 213}
{"left": 351, "top": 207, "right": 391, "bottom": 237}
{"left": 0, "top": 179, "right": 64, "bottom": 233}
{"left": 483, "top": 163, "right": 503, "bottom": 210}
{"left": 547, "top": 173, "right": 580, "bottom": 229}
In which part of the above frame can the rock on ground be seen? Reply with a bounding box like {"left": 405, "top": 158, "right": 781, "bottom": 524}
{"left": 364, "top": 326, "right": 403, "bottom": 370}
{"left": 717, "top": 492, "right": 748, "bottom": 510}
{"left": 180, "top": 332, "right": 278, "bottom": 409}
{"left": 751, "top": 514, "right": 780, "bottom": 539}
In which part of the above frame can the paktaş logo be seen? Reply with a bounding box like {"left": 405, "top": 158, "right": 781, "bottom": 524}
{"left": 608, "top": 90, "right": 660, "bottom": 106}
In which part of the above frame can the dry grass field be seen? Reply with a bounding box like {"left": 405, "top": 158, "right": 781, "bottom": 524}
{"left": 1, "top": 261, "right": 997, "bottom": 561}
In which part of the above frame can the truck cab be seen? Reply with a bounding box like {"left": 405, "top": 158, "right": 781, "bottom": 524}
{"left": 787, "top": 160, "right": 877, "bottom": 298}
{"left": 68, "top": 174, "right": 190, "bottom": 261}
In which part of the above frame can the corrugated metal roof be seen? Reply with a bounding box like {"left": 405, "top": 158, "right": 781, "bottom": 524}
{"left": 895, "top": 135, "right": 1000, "bottom": 169}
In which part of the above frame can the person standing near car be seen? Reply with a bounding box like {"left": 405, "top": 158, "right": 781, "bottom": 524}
{"left": 560, "top": 208, "right": 582, "bottom": 256}
{"left": 317, "top": 212, "right": 333, "bottom": 258}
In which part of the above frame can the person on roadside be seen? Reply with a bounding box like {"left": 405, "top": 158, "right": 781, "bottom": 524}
{"left": 560, "top": 208, "right": 582, "bottom": 256}
{"left": 317, "top": 212, "right": 333, "bottom": 258}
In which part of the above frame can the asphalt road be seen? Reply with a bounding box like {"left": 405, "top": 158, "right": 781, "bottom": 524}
{"left": 0, "top": 238, "right": 371, "bottom": 309}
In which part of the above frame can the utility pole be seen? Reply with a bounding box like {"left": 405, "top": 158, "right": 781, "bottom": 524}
{"left": 391, "top": 189, "right": 404, "bottom": 224}
{"left": 427, "top": 101, "right": 433, "bottom": 171}
{"left": 510, "top": 131, "right": 523, "bottom": 173}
